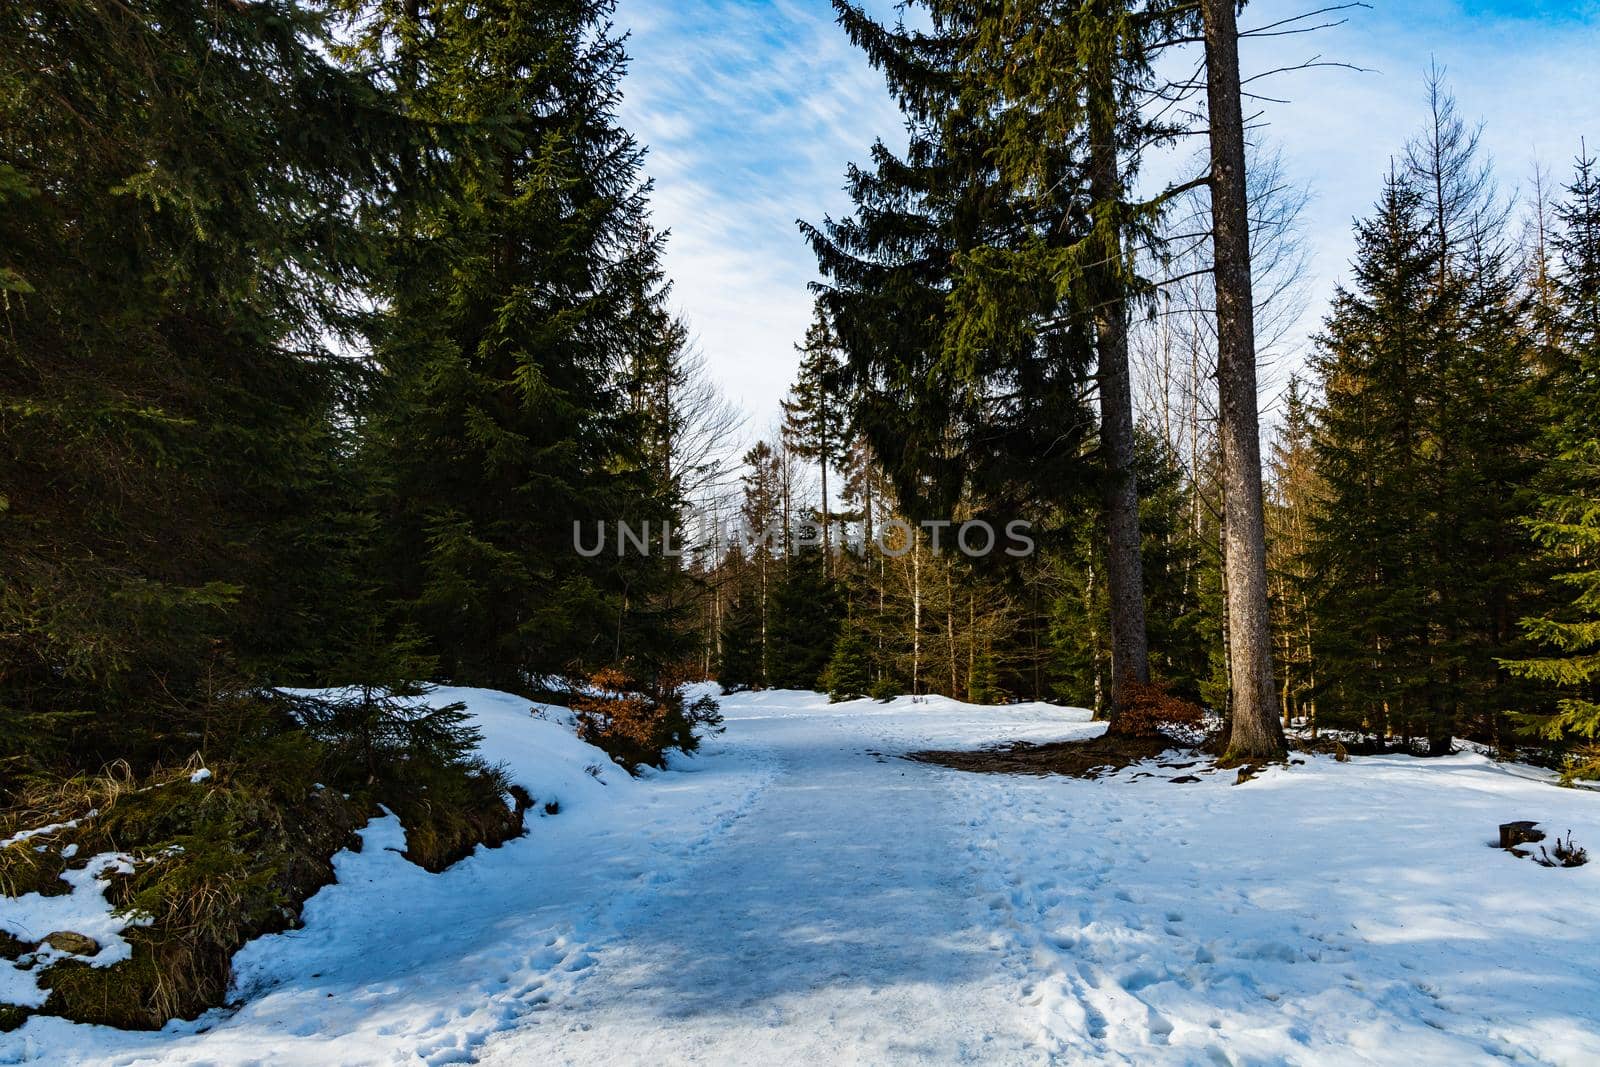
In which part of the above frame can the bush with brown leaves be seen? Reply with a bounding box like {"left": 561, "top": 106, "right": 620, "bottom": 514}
{"left": 1113, "top": 680, "right": 1205, "bottom": 739}
{"left": 570, "top": 667, "right": 717, "bottom": 774}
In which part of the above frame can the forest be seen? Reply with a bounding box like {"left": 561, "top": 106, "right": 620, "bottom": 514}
{"left": 704, "top": 13, "right": 1600, "bottom": 775}
{"left": 1, "top": 0, "right": 1598, "bottom": 1047}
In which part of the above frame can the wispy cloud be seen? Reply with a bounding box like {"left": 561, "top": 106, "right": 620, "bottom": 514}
{"left": 616, "top": 0, "right": 1599, "bottom": 428}
{"left": 616, "top": 0, "right": 906, "bottom": 429}
{"left": 1229, "top": 0, "right": 1599, "bottom": 409}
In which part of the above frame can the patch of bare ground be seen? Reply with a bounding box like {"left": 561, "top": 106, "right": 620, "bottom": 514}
{"left": 905, "top": 732, "right": 1201, "bottom": 780}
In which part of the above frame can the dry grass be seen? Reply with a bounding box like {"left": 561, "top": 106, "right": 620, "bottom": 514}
{"left": 4, "top": 714, "right": 531, "bottom": 1029}
{"left": 0, "top": 758, "right": 159, "bottom": 897}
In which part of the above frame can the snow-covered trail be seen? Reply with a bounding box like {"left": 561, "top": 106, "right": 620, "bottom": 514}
{"left": 478, "top": 692, "right": 1078, "bottom": 1065}
{"left": 7, "top": 688, "right": 1600, "bottom": 1066}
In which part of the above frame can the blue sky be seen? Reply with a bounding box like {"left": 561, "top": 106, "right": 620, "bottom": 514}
{"left": 614, "top": 0, "right": 1600, "bottom": 431}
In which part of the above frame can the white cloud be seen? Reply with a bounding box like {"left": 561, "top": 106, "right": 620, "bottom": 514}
{"left": 616, "top": 0, "right": 1599, "bottom": 429}
{"left": 616, "top": 0, "right": 905, "bottom": 428}
{"left": 1229, "top": 0, "right": 1599, "bottom": 408}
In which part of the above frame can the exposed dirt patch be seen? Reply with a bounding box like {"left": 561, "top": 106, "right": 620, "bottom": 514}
{"left": 906, "top": 732, "right": 1198, "bottom": 779}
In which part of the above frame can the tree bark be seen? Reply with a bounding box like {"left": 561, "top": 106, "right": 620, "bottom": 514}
{"left": 911, "top": 535, "right": 922, "bottom": 695}
{"left": 820, "top": 451, "right": 831, "bottom": 577}
{"left": 1201, "top": 0, "right": 1285, "bottom": 761}
{"left": 1088, "top": 46, "right": 1151, "bottom": 725}
{"left": 946, "top": 568, "right": 958, "bottom": 698}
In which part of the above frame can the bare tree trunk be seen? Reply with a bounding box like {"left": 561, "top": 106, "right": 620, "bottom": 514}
{"left": 1089, "top": 57, "right": 1151, "bottom": 725}
{"left": 912, "top": 537, "right": 922, "bottom": 696}
{"left": 1202, "top": 0, "right": 1285, "bottom": 761}
{"left": 1087, "top": 559, "right": 1104, "bottom": 718}
{"left": 968, "top": 593, "right": 977, "bottom": 702}
{"left": 780, "top": 456, "right": 792, "bottom": 560}
{"left": 1031, "top": 567, "right": 1042, "bottom": 700}
{"left": 759, "top": 546, "right": 769, "bottom": 685}
{"left": 1184, "top": 300, "right": 1203, "bottom": 602}
{"left": 946, "top": 568, "right": 958, "bottom": 697}
{"left": 820, "top": 455, "right": 831, "bottom": 577}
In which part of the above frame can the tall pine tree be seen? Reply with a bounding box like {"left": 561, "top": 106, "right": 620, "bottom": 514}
{"left": 1, "top": 0, "right": 392, "bottom": 772}
{"left": 353, "top": 0, "right": 683, "bottom": 690}
{"left": 1505, "top": 149, "right": 1600, "bottom": 775}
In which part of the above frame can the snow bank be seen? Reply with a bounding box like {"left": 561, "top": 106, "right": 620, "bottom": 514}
{"left": 8, "top": 688, "right": 1600, "bottom": 1066}
{"left": 0, "top": 854, "right": 145, "bottom": 1010}
{"left": 427, "top": 685, "right": 643, "bottom": 808}
{"left": 1, "top": 684, "right": 773, "bottom": 1065}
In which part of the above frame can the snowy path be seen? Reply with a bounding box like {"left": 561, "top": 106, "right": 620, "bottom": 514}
{"left": 478, "top": 694, "right": 1066, "bottom": 1065}
{"left": 7, "top": 689, "right": 1600, "bottom": 1066}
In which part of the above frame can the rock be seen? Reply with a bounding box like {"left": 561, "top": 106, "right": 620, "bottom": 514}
{"left": 1499, "top": 821, "right": 1546, "bottom": 851}
{"left": 1169, "top": 775, "right": 1201, "bottom": 784}
{"left": 42, "top": 931, "right": 100, "bottom": 956}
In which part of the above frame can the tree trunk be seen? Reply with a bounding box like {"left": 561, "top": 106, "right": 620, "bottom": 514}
{"left": 759, "top": 547, "right": 769, "bottom": 685}
{"left": 1087, "top": 558, "right": 1104, "bottom": 718}
{"left": 1201, "top": 0, "right": 1285, "bottom": 761}
{"left": 968, "top": 593, "right": 977, "bottom": 702}
{"left": 946, "top": 568, "right": 958, "bottom": 697}
{"left": 820, "top": 455, "right": 831, "bottom": 577}
{"left": 912, "top": 536, "right": 922, "bottom": 695}
{"left": 1089, "top": 48, "right": 1151, "bottom": 727}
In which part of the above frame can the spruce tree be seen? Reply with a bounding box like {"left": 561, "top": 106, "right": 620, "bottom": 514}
{"left": 0, "top": 0, "right": 391, "bottom": 772}
{"left": 354, "top": 0, "right": 681, "bottom": 689}
{"left": 781, "top": 310, "right": 850, "bottom": 570}
{"left": 1266, "top": 378, "right": 1322, "bottom": 730}
{"left": 738, "top": 442, "right": 785, "bottom": 679}
{"left": 768, "top": 550, "right": 844, "bottom": 690}
{"left": 811, "top": 2, "right": 1212, "bottom": 726}
{"left": 824, "top": 624, "right": 874, "bottom": 702}
{"left": 807, "top": 3, "right": 1101, "bottom": 532}
{"left": 1309, "top": 174, "right": 1442, "bottom": 741}
{"left": 717, "top": 588, "right": 766, "bottom": 692}
{"left": 1505, "top": 150, "right": 1600, "bottom": 775}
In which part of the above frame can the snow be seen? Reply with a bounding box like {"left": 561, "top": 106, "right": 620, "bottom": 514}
{"left": 5, "top": 688, "right": 1600, "bottom": 1065}
{"left": 0, "top": 853, "right": 144, "bottom": 1009}
{"left": 0, "top": 814, "right": 95, "bottom": 852}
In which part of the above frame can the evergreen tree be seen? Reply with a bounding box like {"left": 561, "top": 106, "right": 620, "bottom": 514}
{"left": 781, "top": 310, "right": 851, "bottom": 569}
{"left": 353, "top": 0, "right": 682, "bottom": 690}
{"left": 966, "top": 648, "right": 1004, "bottom": 705}
{"left": 1137, "top": 431, "right": 1217, "bottom": 705}
{"left": 1427, "top": 218, "right": 1541, "bottom": 746}
{"left": 716, "top": 589, "right": 766, "bottom": 692}
{"left": 809, "top": 1, "right": 1211, "bottom": 725}
{"left": 1309, "top": 173, "right": 1443, "bottom": 742}
{"left": 823, "top": 624, "right": 874, "bottom": 702}
{"left": 1266, "top": 378, "right": 1322, "bottom": 730}
{"left": 805, "top": 3, "right": 1101, "bottom": 530}
{"left": 1505, "top": 149, "right": 1600, "bottom": 776}
{"left": 1310, "top": 133, "right": 1541, "bottom": 753}
{"left": 768, "top": 550, "right": 844, "bottom": 690}
{"left": 0, "top": 0, "right": 392, "bottom": 772}
{"left": 738, "top": 441, "right": 785, "bottom": 678}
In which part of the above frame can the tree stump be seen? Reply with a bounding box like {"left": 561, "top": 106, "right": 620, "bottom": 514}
{"left": 1499, "top": 821, "right": 1545, "bottom": 851}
